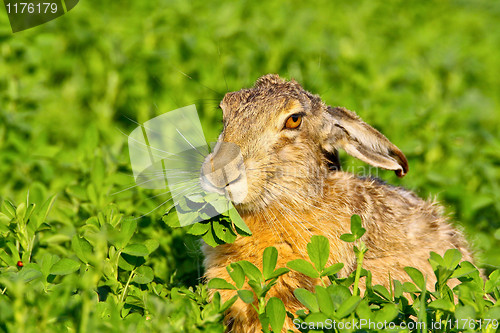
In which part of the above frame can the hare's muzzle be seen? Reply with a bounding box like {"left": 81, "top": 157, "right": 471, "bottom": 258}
{"left": 200, "top": 142, "right": 248, "bottom": 203}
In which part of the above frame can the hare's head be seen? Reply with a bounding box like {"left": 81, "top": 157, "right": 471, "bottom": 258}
{"left": 200, "top": 74, "right": 408, "bottom": 212}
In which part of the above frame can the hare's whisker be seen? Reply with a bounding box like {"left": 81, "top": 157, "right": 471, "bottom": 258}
{"left": 266, "top": 183, "right": 314, "bottom": 246}
{"left": 134, "top": 183, "right": 200, "bottom": 219}
{"left": 120, "top": 128, "right": 210, "bottom": 166}
{"left": 175, "top": 68, "right": 223, "bottom": 95}
{"left": 175, "top": 128, "right": 207, "bottom": 158}
{"left": 259, "top": 208, "right": 281, "bottom": 243}
{"left": 272, "top": 201, "right": 310, "bottom": 248}
{"left": 111, "top": 176, "right": 172, "bottom": 195}
{"left": 110, "top": 173, "right": 199, "bottom": 195}
{"left": 262, "top": 197, "right": 298, "bottom": 249}
{"left": 118, "top": 129, "right": 179, "bottom": 157}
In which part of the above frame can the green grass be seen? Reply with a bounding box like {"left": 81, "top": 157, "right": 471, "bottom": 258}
{"left": 1, "top": 0, "right": 500, "bottom": 332}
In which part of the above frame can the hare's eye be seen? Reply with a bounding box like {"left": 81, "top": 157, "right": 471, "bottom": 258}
{"left": 285, "top": 114, "right": 302, "bottom": 129}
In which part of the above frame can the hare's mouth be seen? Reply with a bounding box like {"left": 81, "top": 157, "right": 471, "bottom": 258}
{"left": 200, "top": 173, "right": 248, "bottom": 203}
{"left": 199, "top": 141, "right": 249, "bottom": 203}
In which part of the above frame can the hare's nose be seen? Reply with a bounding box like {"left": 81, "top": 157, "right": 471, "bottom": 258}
{"left": 201, "top": 142, "right": 245, "bottom": 189}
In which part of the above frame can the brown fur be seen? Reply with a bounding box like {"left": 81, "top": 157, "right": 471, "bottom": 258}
{"left": 200, "top": 74, "right": 473, "bottom": 332}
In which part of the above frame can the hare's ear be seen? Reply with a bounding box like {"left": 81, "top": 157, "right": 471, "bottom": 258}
{"left": 321, "top": 106, "right": 409, "bottom": 177}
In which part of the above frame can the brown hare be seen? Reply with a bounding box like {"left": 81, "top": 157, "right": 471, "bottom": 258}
{"left": 200, "top": 74, "right": 473, "bottom": 332}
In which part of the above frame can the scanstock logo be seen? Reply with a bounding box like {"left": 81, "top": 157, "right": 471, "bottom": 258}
{"left": 128, "top": 105, "right": 248, "bottom": 227}
{"left": 4, "top": 0, "right": 79, "bottom": 33}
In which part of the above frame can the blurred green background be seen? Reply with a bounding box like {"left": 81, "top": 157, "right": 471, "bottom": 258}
{"left": 1, "top": 0, "right": 500, "bottom": 330}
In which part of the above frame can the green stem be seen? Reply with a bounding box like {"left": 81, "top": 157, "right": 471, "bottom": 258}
{"left": 79, "top": 290, "right": 90, "bottom": 332}
{"left": 120, "top": 269, "right": 136, "bottom": 305}
{"left": 258, "top": 295, "right": 266, "bottom": 314}
{"left": 353, "top": 253, "right": 364, "bottom": 296}
{"left": 114, "top": 250, "right": 122, "bottom": 280}
{"left": 26, "top": 236, "right": 35, "bottom": 262}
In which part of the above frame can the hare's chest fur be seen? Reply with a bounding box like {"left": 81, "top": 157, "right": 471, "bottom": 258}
{"left": 203, "top": 171, "right": 473, "bottom": 290}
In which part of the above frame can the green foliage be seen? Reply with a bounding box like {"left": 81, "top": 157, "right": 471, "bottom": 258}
{"left": 1, "top": 0, "right": 500, "bottom": 332}
{"left": 208, "top": 227, "right": 500, "bottom": 333}
{"left": 162, "top": 193, "right": 251, "bottom": 247}
{"left": 287, "top": 236, "right": 344, "bottom": 281}
{"left": 340, "top": 215, "right": 366, "bottom": 243}
{"left": 208, "top": 246, "right": 290, "bottom": 333}
{"left": 0, "top": 195, "right": 225, "bottom": 332}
